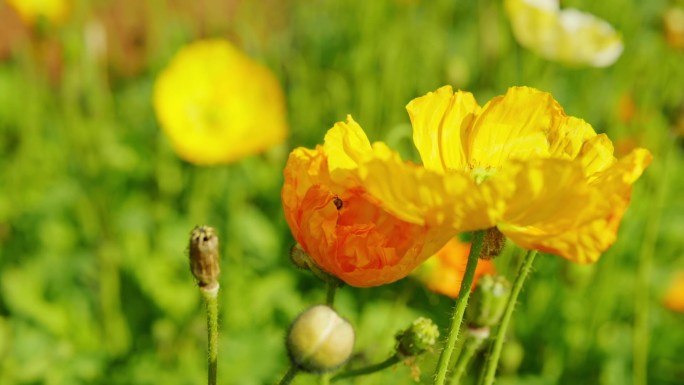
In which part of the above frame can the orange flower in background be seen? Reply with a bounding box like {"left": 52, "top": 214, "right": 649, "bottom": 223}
{"left": 153, "top": 39, "right": 287, "bottom": 165}
{"left": 664, "top": 272, "right": 684, "bottom": 313}
{"left": 282, "top": 117, "right": 456, "bottom": 287}
{"left": 413, "top": 238, "right": 496, "bottom": 298}
{"left": 5, "top": 0, "right": 69, "bottom": 26}
{"left": 358, "top": 86, "right": 651, "bottom": 264}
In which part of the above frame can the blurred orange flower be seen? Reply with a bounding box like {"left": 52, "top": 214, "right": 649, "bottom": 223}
{"left": 664, "top": 272, "right": 684, "bottom": 313}
{"left": 153, "top": 39, "right": 287, "bottom": 165}
{"left": 413, "top": 238, "right": 496, "bottom": 298}
{"left": 362, "top": 86, "right": 652, "bottom": 264}
{"left": 282, "top": 117, "right": 455, "bottom": 287}
{"left": 5, "top": 0, "right": 69, "bottom": 26}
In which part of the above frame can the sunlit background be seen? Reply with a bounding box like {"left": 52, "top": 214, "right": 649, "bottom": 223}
{"left": 0, "top": 0, "right": 683, "bottom": 384}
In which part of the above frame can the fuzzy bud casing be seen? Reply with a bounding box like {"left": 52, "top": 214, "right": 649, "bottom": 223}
{"left": 189, "top": 225, "right": 220, "bottom": 289}
{"left": 286, "top": 305, "right": 354, "bottom": 373}
{"left": 395, "top": 317, "right": 439, "bottom": 357}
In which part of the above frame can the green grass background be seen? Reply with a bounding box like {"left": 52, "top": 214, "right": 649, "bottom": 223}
{"left": 0, "top": 0, "right": 683, "bottom": 384}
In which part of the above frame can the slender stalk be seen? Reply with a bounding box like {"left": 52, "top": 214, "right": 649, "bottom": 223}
{"left": 326, "top": 283, "right": 337, "bottom": 307}
{"left": 434, "top": 230, "right": 486, "bottom": 385}
{"left": 319, "top": 372, "right": 331, "bottom": 385}
{"left": 634, "top": 143, "right": 670, "bottom": 385}
{"left": 278, "top": 365, "right": 299, "bottom": 385}
{"left": 331, "top": 355, "right": 401, "bottom": 382}
{"left": 201, "top": 285, "right": 220, "bottom": 385}
{"left": 450, "top": 333, "right": 486, "bottom": 385}
{"left": 480, "top": 250, "right": 537, "bottom": 385}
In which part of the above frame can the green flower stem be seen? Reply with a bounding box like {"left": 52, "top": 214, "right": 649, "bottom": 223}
{"left": 319, "top": 373, "right": 331, "bottom": 385}
{"left": 331, "top": 354, "right": 401, "bottom": 382}
{"left": 201, "top": 285, "right": 220, "bottom": 385}
{"left": 480, "top": 249, "right": 537, "bottom": 385}
{"left": 434, "top": 230, "right": 486, "bottom": 385}
{"left": 326, "top": 282, "right": 337, "bottom": 307}
{"left": 278, "top": 365, "right": 299, "bottom": 385}
{"left": 634, "top": 143, "right": 670, "bottom": 385}
{"left": 450, "top": 333, "right": 486, "bottom": 385}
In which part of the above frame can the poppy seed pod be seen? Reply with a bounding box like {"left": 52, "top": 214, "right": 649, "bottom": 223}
{"left": 286, "top": 305, "right": 354, "bottom": 373}
{"left": 395, "top": 317, "right": 439, "bottom": 357}
{"left": 189, "top": 225, "right": 220, "bottom": 290}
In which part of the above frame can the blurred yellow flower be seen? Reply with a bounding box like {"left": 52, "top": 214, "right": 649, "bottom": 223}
{"left": 153, "top": 39, "right": 287, "bottom": 165}
{"left": 413, "top": 238, "right": 496, "bottom": 298}
{"left": 360, "top": 86, "right": 652, "bottom": 264}
{"left": 663, "top": 272, "right": 684, "bottom": 312}
{"left": 663, "top": 7, "right": 684, "bottom": 51}
{"left": 5, "top": 0, "right": 68, "bottom": 25}
{"left": 281, "top": 117, "right": 456, "bottom": 287}
{"left": 505, "top": 0, "right": 623, "bottom": 67}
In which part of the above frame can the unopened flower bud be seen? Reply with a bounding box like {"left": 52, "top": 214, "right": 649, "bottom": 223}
{"left": 189, "top": 225, "right": 220, "bottom": 290}
{"left": 290, "top": 243, "right": 312, "bottom": 270}
{"left": 289, "top": 243, "right": 344, "bottom": 288}
{"left": 286, "top": 305, "right": 354, "bottom": 373}
{"left": 395, "top": 317, "right": 439, "bottom": 357}
{"left": 479, "top": 227, "right": 506, "bottom": 259}
{"left": 466, "top": 275, "right": 510, "bottom": 328}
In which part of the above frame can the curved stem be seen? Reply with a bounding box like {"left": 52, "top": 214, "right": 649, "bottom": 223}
{"left": 480, "top": 250, "right": 537, "bottom": 385}
{"left": 201, "top": 285, "right": 220, "bottom": 385}
{"left": 450, "top": 333, "right": 486, "bottom": 385}
{"left": 326, "top": 282, "right": 337, "bottom": 307}
{"left": 434, "top": 230, "right": 486, "bottom": 385}
{"left": 331, "top": 355, "right": 401, "bottom": 382}
{"left": 278, "top": 365, "right": 299, "bottom": 385}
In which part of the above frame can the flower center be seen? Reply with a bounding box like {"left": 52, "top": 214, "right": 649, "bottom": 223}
{"left": 470, "top": 166, "right": 497, "bottom": 184}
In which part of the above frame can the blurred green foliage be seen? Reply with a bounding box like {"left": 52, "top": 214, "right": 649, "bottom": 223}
{"left": 0, "top": 0, "right": 683, "bottom": 384}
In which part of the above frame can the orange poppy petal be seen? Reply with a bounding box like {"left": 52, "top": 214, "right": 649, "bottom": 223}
{"left": 406, "top": 86, "right": 480, "bottom": 172}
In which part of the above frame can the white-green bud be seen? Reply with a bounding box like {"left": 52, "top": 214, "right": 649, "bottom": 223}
{"left": 286, "top": 305, "right": 355, "bottom": 373}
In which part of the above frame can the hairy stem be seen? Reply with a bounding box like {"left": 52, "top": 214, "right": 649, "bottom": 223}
{"left": 433, "top": 230, "right": 486, "bottom": 385}
{"left": 480, "top": 250, "right": 537, "bottom": 385}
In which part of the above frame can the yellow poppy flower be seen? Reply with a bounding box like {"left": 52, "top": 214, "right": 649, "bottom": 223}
{"left": 361, "top": 86, "right": 652, "bottom": 264}
{"left": 664, "top": 272, "right": 684, "bottom": 313}
{"left": 153, "top": 39, "right": 287, "bottom": 165}
{"left": 5, "top": 0, "right": 68, "bottom": 26}
{"left": 505, "top": 0, "right": 623, "bottom": 67}
{"left": 282, "top": 117, "right": 457, "bottom": 287}
{"left": 413, "top": 238, "right": 496, "bottom": 298}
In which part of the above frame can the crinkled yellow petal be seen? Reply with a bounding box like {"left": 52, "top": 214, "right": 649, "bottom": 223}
{"left": 547, "top": 116, "right": 597, "bottom": 160}
{"left": 324, "top": 115, "right": 373, "bottom": 172}
{"left": 497, "top": 148, "right": 651, "bottom": 263}
{"left": 467, "top": 87, "right": 563, "bottom": 168}
{"left": 495, "top": 159, "right": 609, "bottom": 263}
{"left": 576, "top": 134, "right": 617, "bottom": 177}
{"left": 406, "top": 86, "right": 480, "bottom": 172}
{"left": 505, "top": 0, "right": 623, "bottom": 67}
{"left": 358, "top": 142, "right": 497, "bottom": 231}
